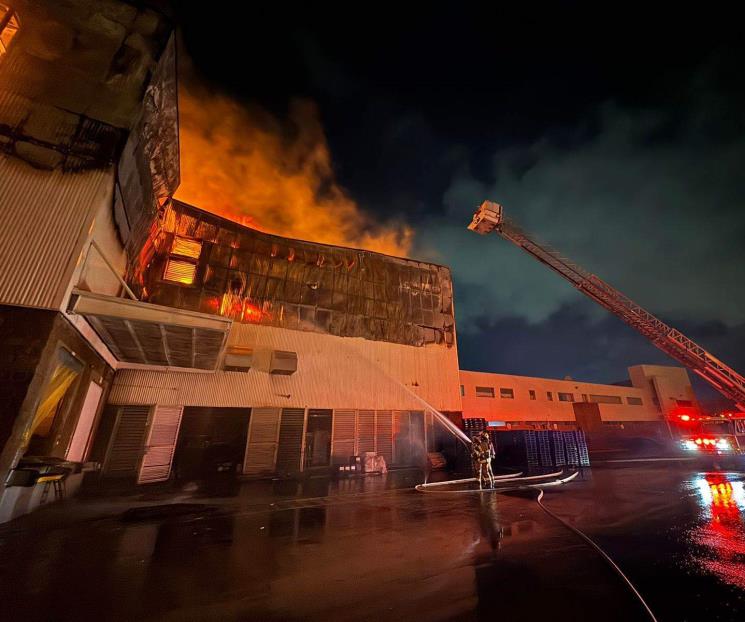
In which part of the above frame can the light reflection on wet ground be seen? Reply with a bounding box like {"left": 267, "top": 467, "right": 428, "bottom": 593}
{"left": 541, "top": 465, "right": 745, "bottom": 621}
{"left": 0, "top": 465, "right": 743, "bottom": 621}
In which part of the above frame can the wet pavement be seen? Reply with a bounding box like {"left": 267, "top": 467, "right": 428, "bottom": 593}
{"left": 0, "top": 465, "right": 743, "bottom": 621}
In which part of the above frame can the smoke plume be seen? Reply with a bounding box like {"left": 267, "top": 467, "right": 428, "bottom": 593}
{"left": 174, "top": 87, "right": 412, "bottom": 256}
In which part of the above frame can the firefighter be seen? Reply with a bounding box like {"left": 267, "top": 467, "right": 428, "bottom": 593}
{"left": 471, "top": 432, "right": 495, "bottom": 489}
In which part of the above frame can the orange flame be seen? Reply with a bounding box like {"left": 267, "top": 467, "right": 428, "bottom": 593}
{"left": 174, "top": 88, "right": 412, "bottom": 257}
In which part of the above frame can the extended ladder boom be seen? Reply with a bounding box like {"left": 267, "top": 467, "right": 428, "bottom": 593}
{"left": 468, "top": 201, "right": 745, "bottom": 410}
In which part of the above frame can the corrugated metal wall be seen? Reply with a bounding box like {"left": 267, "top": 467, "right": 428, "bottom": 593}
{"left": 109, "top": 321, "right": 462, "bottom": 412}
{"left": 0, "top": 156, "right": 114, "bottom": 309}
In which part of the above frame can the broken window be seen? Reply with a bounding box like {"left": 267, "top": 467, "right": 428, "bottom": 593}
{"left": 144, "top": 201, "right": 457, "bottom": 348}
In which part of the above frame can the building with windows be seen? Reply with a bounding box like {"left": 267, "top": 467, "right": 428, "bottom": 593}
{"left": 460, "top": 364, "right": 698, "bottom": 433}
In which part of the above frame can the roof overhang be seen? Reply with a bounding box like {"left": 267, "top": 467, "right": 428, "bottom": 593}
{"left": 69, "top": 289, "right": 232, "bottom": 370}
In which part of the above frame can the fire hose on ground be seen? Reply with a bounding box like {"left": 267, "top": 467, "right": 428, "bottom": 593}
{"left": 415, "top": 470, "right": 658, "bottom": 621}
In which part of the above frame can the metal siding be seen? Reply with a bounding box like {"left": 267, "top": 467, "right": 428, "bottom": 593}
{"left": 243, "top": 407, "right": 280, "bottom": 475}
{"left": 0, "top": 156, "right": 113, "bottom": 309}
{"left": 276, "top": 408, "right": 305, "bottom": 473}
{"left": 331, "top": 409, "right": 356, "bottom": 465}
{"left": 109, "top": 321, "right": 462, "bottom": 412}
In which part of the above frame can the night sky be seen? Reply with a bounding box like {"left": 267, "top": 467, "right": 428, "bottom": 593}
{"left": 177, "top": 4, "right": 745, "bottom": 406}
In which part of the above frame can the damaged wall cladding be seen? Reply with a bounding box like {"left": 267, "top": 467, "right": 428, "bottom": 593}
{"left": 0, "top": 0, "right": 174, "bottom": 171}
{"left": 114, "top": 32, "right": 179, "bottom": 264}
{"left": 141, "top": 201, "right": 456, "bottom": 348}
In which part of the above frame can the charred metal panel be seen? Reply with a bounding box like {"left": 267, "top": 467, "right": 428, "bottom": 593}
{"left": 115, "top": 33, "right": 180, "bottom": 260}
{"left": 0, "top": 1, "right": 173, "bottom": 171}
{"left": 141, "top": 201, "right": 456, "bottom": 348}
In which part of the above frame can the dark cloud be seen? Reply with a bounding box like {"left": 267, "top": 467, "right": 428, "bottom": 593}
{"left": 458, "top": 299, "right": 745, "bottom": 408}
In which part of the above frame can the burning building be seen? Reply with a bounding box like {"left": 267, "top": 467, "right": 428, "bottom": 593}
{"left": 0, "top": 0, "right": 697, "bottom": 523}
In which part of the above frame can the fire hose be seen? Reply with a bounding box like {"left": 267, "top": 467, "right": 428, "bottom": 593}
{"left": 415, "top": 471, "right": 658, "bottom": 621}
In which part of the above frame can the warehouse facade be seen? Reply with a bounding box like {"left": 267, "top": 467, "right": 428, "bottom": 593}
{"left": 92, "top": 199, "right": 463, "bottom": 483}
{"left": 460, "top": 364, "right": 697, "bottom": 436}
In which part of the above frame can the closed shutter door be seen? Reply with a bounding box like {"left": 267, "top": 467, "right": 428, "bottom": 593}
{"left": 104, "top": 406, "right": 151, "bottom": 477}
{"left": 393, "top": 410, "right": 410, "bottom": 465}
{"left": 276, "top": 408, "right": 305, "bottom": 473}
{"left": 331, "top": 409, "right": 356, "bottom": 464}
{"left": 138, "top": 406, "right": 183, "bottom": 484}
{"left": 358, "top": 409, "right": 375, "bottom": 455}
{"left": 244, "top": 407, "right": 280, "bottom": 475}
{"left": 376, "top": 410, "right": 393, "bottom": 463}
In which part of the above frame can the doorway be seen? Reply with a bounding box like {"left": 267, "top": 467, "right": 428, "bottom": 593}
{"left": 303, "top": 409, "right": 332, "bottom": 468}
{"left": 173, "top": 408, "right": 251, "bottom": 480}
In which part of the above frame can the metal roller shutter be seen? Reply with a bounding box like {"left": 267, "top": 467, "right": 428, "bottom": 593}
{"left": 103, "top": 405, "right": 151, "bottom": 477}
{"left": 376, "top": 410, "right": 393, "bottom": 464}
{"left": 276, "top": 408, "right": 305, "bottom": 473}
{"left": 331, "top": 409, "right": 356, "bottom": 465}
{"left": 244, "top": 407, "right": 280, "bottom": 475}
{"left": 358, "top": 410, "right": 375, "bottom": 455}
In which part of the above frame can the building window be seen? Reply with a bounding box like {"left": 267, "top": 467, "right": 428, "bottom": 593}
{"left": 171, "top": 236, "right": 202, "bottom": 259}
{"left": 557, "top": 392, "right": 574, "bottom": 402}
{"left": 588, "top": 394, "right": 623, "bottom": 404}
{"left": 546, "top": 391, "right": 553, "bottom": 401}
{"left": 0, "top": 5, "right": 20, "bottom": 58}
{"left": 460, "top": 384, "right": 464, "bottom": 396}
{"left": 475, "top": 386, "right": 495, "bottom": 398}
{"left": 163, "top": 236, "right": 202, "bottom": 285}
{"left": 500, "top": 388, "right": 514, "bottom": 399}
{"left": 529, "top": 390, "right": 536, "bottom": 400}
{"left": 627, "top": 397, "right": 643, "bottom": 406}
{"left": 164, "top": 258, "right": 197, "bottom": 285}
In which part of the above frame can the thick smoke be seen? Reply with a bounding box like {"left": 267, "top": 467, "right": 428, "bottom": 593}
{"left": 175, "top": 86, "right": 412, "bottom": 257}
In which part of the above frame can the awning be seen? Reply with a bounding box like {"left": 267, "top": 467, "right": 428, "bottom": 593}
{"left": 70, "top": 289, "right": 232, "bottom": 370}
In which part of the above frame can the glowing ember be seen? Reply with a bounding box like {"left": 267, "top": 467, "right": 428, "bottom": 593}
{"left": 174, "top": 87, "right": 412, "bottom": 257}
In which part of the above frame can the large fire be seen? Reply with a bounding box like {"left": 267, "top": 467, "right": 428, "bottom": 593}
{"left": 174, "top": 88, "right": 412, "bottom": 257}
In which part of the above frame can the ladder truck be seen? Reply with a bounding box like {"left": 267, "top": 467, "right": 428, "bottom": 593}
{"left": 467, "top": 201, "right": 745, "bottom": 420}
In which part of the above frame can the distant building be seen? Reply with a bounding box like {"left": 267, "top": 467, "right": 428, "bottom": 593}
{"left": 460, "top": 365, "right": 698, "bottom": 433}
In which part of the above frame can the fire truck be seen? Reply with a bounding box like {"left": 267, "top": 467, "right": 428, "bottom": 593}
{"left": 670, "top": 412, "right": 745, "bottom": 458}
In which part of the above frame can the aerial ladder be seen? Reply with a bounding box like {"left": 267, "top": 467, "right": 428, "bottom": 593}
{"left": 468, "top": 200, "right": 745, "bottom": 412}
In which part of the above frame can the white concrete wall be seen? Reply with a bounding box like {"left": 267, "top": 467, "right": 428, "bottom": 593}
{"left": 460, "top": 369, "right": 664, "bottom": 423}
{"left": 628, "top": 364, "right": 698, "bottom": 416}
{"left": 109, "top": 321, "right": 462, "bottom": 413}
